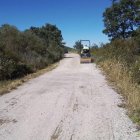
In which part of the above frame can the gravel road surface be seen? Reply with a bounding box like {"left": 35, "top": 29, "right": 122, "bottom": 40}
{"left": 0, "top": 53, "right": 139, "bottom": 140}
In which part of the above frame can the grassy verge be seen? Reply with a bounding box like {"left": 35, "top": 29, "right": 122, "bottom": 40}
{"left": 97, "top": 59, "right": 140, "bottom": 126}
{"left": 0, "top": 63, "right": 58, "bottom": 96}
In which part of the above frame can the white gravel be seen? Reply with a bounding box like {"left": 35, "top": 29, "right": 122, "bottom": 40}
{"left": 0, "top": 53, "right": 139, "bottom": 140}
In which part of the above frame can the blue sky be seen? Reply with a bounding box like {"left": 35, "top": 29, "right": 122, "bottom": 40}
{"left": 0, "top": 0, "right": 111, "bottom": 47}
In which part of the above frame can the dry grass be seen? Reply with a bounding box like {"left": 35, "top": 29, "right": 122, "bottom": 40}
{"left": 98, "top": 59, "right": 140, "bottom": 125}
{"left": 0, "top": 63, "right": 58, "bottom": 96}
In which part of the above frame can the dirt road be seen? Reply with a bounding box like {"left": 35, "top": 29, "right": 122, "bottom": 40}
{"left": 0, "top": 53, "right": 139, "bottom": 140}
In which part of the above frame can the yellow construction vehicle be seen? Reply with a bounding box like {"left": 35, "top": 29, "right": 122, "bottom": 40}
{"left": 80, "top": 40, "right": 92, "bottom": 63}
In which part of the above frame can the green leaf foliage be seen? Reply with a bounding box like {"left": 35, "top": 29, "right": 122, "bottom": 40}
{"left": 0, "top": 23, "right": 65, "bottom": 80}
{"left": 103, "top": 0, "right": 140, "bottom": 40}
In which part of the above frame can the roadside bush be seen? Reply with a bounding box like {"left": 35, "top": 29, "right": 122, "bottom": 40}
{"left": 100, "top": 0, "right": 140, "bottom": 125}
{"left": 0, "top": 24, "right": 65, "bottom": 80}
{"left": 93, "top": 39, "right": 140, "bottom": 84}
{"left": 93, "top": 38, "right": 140, "bottom": 125}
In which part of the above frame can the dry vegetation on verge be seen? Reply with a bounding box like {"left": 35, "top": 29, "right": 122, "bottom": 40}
{"left": 99, "top": 59, "right": 140, "bottom": 125}
{"left": 0, "top": 63, "right": 58, "bottom": 96}
{"left": 92, "top": 39, "right": 140, "bottom": 125}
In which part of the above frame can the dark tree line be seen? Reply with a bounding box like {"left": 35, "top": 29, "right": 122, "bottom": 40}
{"left": 0, "top": 24, "right": 65, "bottom": 80}
{"left": 103, "top": 0, "right": 140, "bottom": 40}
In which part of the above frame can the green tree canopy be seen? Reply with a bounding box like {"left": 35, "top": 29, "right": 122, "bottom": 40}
{"left": 30, "top": 24, "right": 63, "bottom": 48}
{"left": 73, "top": 41, "right": 83, "bottom": 53}
{"left": 0, "top": 23, "right": 65, "bottom": 80}
{"left": 103, "top": 0, "right": 140, "bottom": 40}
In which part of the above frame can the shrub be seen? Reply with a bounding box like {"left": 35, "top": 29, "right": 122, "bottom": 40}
{"left": 0, "top": 24, "right": 64, "bottom": 80}
{"left": 93, "top": 38, "right": 140, "bottom": 125}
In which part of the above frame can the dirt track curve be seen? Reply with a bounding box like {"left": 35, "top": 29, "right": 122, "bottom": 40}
{"left": 0, "top": 53, "right": 139, "bottom": 140}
